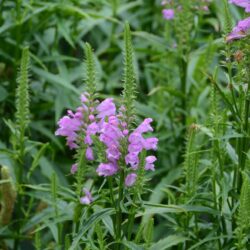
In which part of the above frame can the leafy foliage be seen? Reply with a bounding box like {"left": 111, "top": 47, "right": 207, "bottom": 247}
{"left": 0, "top": 0, "right": 250, "bottom": 249}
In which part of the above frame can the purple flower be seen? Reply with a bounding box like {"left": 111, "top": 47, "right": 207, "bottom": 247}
{"left": 55, "top": 113, "right": 82, "bottom": 149}
{"left": 125, "top": 152, "right": 139, "bottom": 169}
{"left": 89, "top": 114, "right": 95, "bottom": 121}
{"left": 125, "top": 173, "right": 137, "bottom": 187}
{"left": 162, "top": 9, "right": 174, "bottom": 20}
{"left": 80, "top": 188, "right": 93, "bottom": 205}
{"left": 70, "top": 164, "right": 78, "bottom": 174}
{"left": 81, "top": 93, "right": 89, "bottom": 103}
{"left": 226, "top": 17, "right": 250, "bottom": 42}
{"left": 202, "top": 6, "right": 209, "bottom": 11}
{"left": 86, "top": 147, "right": 94, "bottom": 160}
{"left": 229, "top": 0, "right": 250, "bottom": 12}
{"left": 128, "top": 133, "right": 144, "bottom": 153}
{"left": 143, "top": 137, "right": 159, "bottom": 150}
{"left": 145, "top": 156, "right": 157, "bottom": 171}
{"left": 99, "top": 120, "right": 123, "bottom": 162}
{"left": 101, "top": 122, "right": 123, "bottom": 142}
{"left": 126, "top": 118, "right": 158, "bottom": 169}
{"left": 123, "top": 129, "right": 129, "bottom": 136}
{"left": 85, "top": 122, "right": 99, "bottom": 145}
{"left": 96, "top": 162, "right": 118, "bottom": 176}
{"left": 134, "top": 118, "right": 153, "bottom": 134}
{"left": 97, "top": 98, "right": 116, "bottom": 118}
{"left": 106, "top": 145, "right": 121, "bottom": 161}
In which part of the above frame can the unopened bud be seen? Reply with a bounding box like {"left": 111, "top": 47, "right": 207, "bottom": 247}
{"left": 234, "top": 50, "right": 244, "bottom": 63}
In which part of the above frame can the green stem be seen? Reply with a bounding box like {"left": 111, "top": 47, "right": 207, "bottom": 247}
{"left": 237, "top": 84, "right": 250, "bottom": 192}
{"left": 127, "top": 194, "right": 137, "bottom": 241}
{"left": 115, "top": 170, "right": 125, "bottom": 249}
{"left": 108, "top": 177, "right": 116, "bottom": 238}
{"left": 14, "top": 128, "right": 26, "bottom": 250}
{"left": 212, "top": 162, "right": 223, "bottom": 250}
{"left": 108, "top": 177, "right": 116, "bottom": 208}
{"left": 15, "top": 0, "right": 22, "bottom": 65}
{"left": 180, "top": 56, "right": 187, "bottom": 128}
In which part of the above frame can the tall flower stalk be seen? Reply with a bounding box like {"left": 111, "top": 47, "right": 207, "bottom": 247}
{"left": 55, "top": 23, "right": 158, "bottom": 249}
{"left": 13, "top": 47, "right": 30, "bottom": 250}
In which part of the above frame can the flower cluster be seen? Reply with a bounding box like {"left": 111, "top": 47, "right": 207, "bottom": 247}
{"left": 55, "top": 93, "right": 158, "bottom": 191}
{"left": 55, "top": 92, "right": 97, "bottom": 163}
{"left": 227, "top": 1, "right": 250, "bottom": 42}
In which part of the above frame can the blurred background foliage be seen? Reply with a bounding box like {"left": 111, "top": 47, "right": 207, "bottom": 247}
{"left": 0, "top": 0, "right": 247, "bottom": 249}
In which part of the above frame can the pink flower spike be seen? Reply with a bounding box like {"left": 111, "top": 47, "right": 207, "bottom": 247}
{"left": 125, "top": 173, "right": 137, "bottom": 187}
{"left": 145, "top": 156, "right": 157, "bottom": 171}
{"left": 70, "top": 164, "right": 78, "bottom": 174}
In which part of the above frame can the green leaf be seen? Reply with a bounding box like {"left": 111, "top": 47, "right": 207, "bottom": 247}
{"left": 32, "top": 66, "right": 79, "bottom": 94}
{"left": 27, "top": 143, "right": 50, "bottom": 179}
{"left": 188, "top": 235, "right": 229, "bottom": 250}
{"left": 70, "top": 208, "right": 115, "bottom": 250}
{"left": 121, "top": 240, "right": 144, "bottom": 250}
{"left": 149, "top": 235, "right": 188, "bottom": 250}
{"left": 0, "top": 86, "right": 8, "bottom": 102}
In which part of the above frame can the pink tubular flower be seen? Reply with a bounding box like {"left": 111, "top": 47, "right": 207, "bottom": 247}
{"left": 99, "top": 118, "right": 123, "bottom": 162}
{"left": 125, "top": 173, "right": 137, "bottom": 187}
{"left": 96, "top": 98, "right": 116, "bottom": 118}
{"left": 134, "top": 118, "right": 153, "bottom": 134}
{"left": 81, "top": 93, "right": 89, "bottom": 103}
{"left": 86, "top": 147, "right": 94, "bottom": 161}
{"left": 143, "top": 138, "right": 159, "bottom": 151}
{"left": 226, "top": 17, "right": 250, "bottom": 42}
{"left": 125, "top": 152, "right": 139, "bottom": 169}
{"left": 55, "top": 113, "right": 82, "bottom": 149}
{"left": 71, "top": 164, "right": 78, "bottom": 174}
{"left": 96, "top": 162, "right": 118, "bottom": 176}
{"left": 80, "top": 188, "right": 93, "bottom": 205}
{"left": 106, "top": 145, "right": 121, "bottom": 161}
{"left": 126, "top": 118, "right": 158, "bottom": 171}
{"left": 145, "top": 156, "right": 157, "bottom": 171}
{"left": 229, "top": 0, "right": 250, "bottom": 12}
{"left": 162, "top": 9, "right": 174, "bottom": 20}
{"left": 89, "top": 114, "right": 95, "bottom": 121}
{"left": 123, "top": 129, "right": 129, "bottom": 136}
{"left": 85, "top": 122, "right": 99, "bottom": 145}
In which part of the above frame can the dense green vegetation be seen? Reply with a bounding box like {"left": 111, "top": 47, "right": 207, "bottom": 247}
{"left": 0, "top": 0, "right": 250, "bottom": 249}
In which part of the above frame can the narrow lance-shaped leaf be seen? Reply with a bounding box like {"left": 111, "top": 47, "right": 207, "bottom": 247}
{"left": 183, "top": 124, "right": 199, "bottom": 199}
